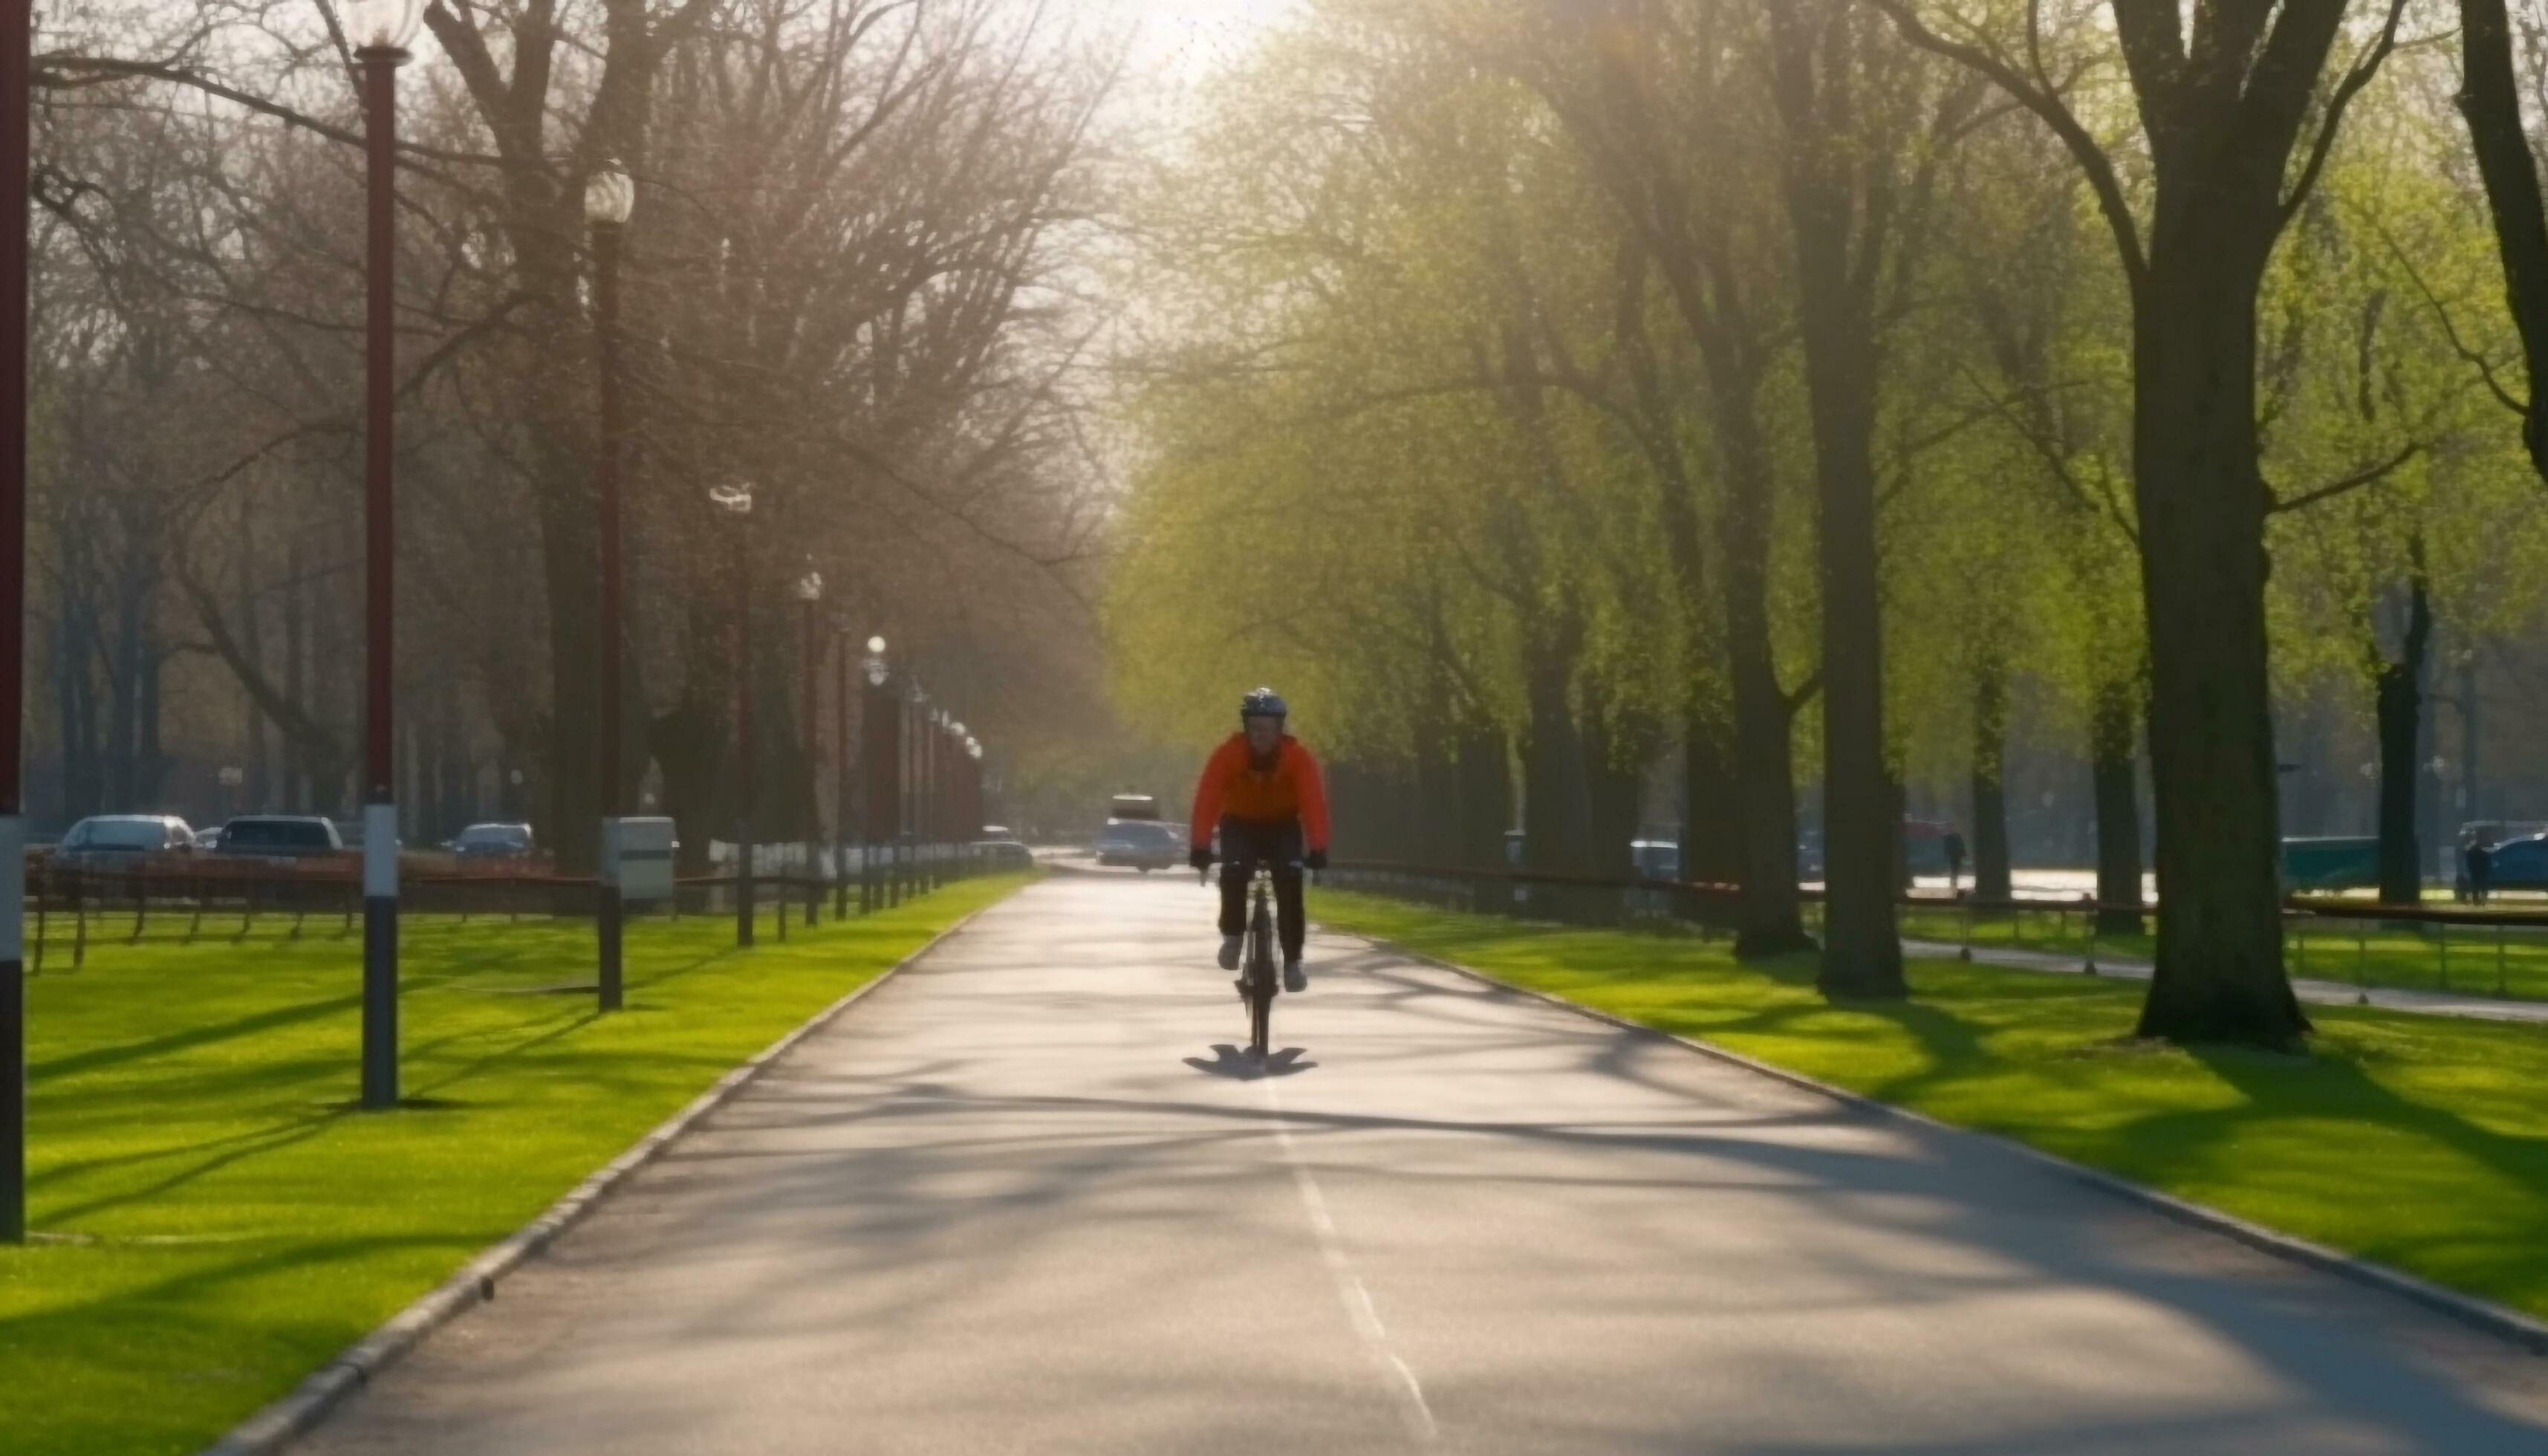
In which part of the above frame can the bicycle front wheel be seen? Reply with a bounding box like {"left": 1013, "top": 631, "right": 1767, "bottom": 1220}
{"left": 1248, "top": 984, "right": 1272, "bottom": 1059}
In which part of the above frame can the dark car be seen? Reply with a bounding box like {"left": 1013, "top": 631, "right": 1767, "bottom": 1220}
{"left": 448, "top": 822, "right": 536, "bottom": 859}
{"left": 2481, "top": 833, "right": 2548, "bottom": 893}
{"left": 214, "top": 816, "right": 345, "bottom": 859}
{"left": 1095, "top": 819, "right": 1183, "bottom": 872}
{"left": 49, "top": 814, "right": 196, "bottom": 871}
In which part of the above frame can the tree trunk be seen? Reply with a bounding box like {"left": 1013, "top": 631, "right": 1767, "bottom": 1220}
{"left": 1455, "top": 724, "right": 1512, "bottom": 871}
{"left": 2131, "top": 217, "right": 2307, "bottom": 1046}
{"left": 2457, "top": 0, "right": 2548, "bottom": 481}
{"left": 138, "top": 647, "right": 163, "bottom": 807}
{"left": 2417, "top": 640, "right": 2445, "bottom": 891}
{"left": 2459, "top": 655, "right": 2482, "bottom": 826}
{"left": 1773, "top": 3, "right": 1903, "bottom": 998}
{"left": 1969, "top": 656, "right": 2012, "bottom": 903}
{"left": 1583, "top": 724, "right": 1642, "bottom": 878}
{"left": 1521, "top": 642, "right": 1592, "bottom": 877}
{"left": 282, "top": 533, "right": 308, "bottom": 813}
{"left": 106, "top": 573, "right": 141, "bottom": 808}
{"left": 2090, "top": 682, "right": 2145, "bottom": 937}
{"left": 56, "top": 599, "right": 98, "bottom": 821}
{"left": 538, "top": 473, "right": 603, "bottom": 875}
{"left": 1716, "top": 406, "right": 1813, "bottom": 958}
{"left": 2375, "top": 577, "right": 2432, "bottom": 906}
{"left": 1413, "top": 729, "right": 1459, "bottom": 865}
{"left": 1682, "top": 720, "right": 1743, "bottom": 886}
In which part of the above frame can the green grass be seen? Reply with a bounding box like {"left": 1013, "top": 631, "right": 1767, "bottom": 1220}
{"left": 1891, "top": 901, "right": 2548, "bottom": 1003}
{"left": 1318, "top": 891, "right": 2548, "bottom": 1325}
{"left": 0, "top": 875, "right": 1030, "bottom": 1456}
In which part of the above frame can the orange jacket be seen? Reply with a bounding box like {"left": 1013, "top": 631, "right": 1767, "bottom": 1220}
{"left": 1192, "top": 733, "right": 1330, "bottom": 851}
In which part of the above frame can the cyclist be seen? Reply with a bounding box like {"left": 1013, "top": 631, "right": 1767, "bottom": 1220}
{"left": 1189, "top": 688, "right": 1330, "bottom": 992}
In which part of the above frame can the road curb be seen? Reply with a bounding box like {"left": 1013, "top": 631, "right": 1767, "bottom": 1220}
{"left": 1339, "top": 929, "right": 2548, "bottom": 1359}
{"left": 198, "top": 906, "right": 995, "bottom": 1456}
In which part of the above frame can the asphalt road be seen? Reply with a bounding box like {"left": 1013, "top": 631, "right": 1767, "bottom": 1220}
{"left": 293, "top": 871, "right": 2548, "bottom": 1455}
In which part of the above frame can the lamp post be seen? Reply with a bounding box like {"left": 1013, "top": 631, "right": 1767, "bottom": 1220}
{"left": 587, "top": 160, "right": 634, "bottom": 1012}
{"left": 907, "top": 693, "right": 927, "bottom": 892}
{"left": 859, "top": 638, "right": 889, "bottom": 913}
{"left": 711, "top": 482, "right": 755, "bottom": 946}
{"left": 927, "top": 714, "right": 947, "bottom": 892}
{"left": 830, "top": 618, "right": 854, "bottom": 920}
{"left": 794, "top": 569, "right": 822, "bottom": 929}
{"left": 902, "top": 685, "right": 923, "bottom": 903}
{"left": 0, "top": 0, "right": 28, "bottom": 1241}
{"left": 352, "top": 0, "right": 425, "bottom": 1113}
{"left": 948, "top": 720, "right": 967, "bottom": 864}
{"left": 966, "top": 736, "right": 984, "bottom": 845}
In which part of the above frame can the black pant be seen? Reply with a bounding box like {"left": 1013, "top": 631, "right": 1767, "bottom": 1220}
{"left": 1218, "top": 816, "right": 1306, "bottom": 961}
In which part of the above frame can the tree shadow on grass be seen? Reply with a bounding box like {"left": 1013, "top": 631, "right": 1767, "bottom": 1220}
{"left": 32, "top": 992, "right": 365, "bottom": 1084}
{"left": 2107, "top": 1041, "right": 2548, "bottom": 1254}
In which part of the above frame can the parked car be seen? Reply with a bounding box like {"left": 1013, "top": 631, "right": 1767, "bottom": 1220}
{"left": 447, "top": 822, "right": 536, "bottom": 859}
{"left": 2455, "top": 822, "right": 2548, "bottom": 900}
{"left": 2281, "top": 836, "right": 2380, "bottom": 892}
{"left": 975, "top": 839, "right": 1035, "bottom": 870}
{"left": 213, "top": 816, "right": 345, "bottom": 859}
{"left": 49, "top": 814, "right": 196, "bottom": 871}
{"left": 1096, "top": 819, "right": 1183, "bottom": 872}
{"left": 2482, "top": 833, "right": 2548, "bottom": 893}
{"left": 1630, "top": 839, "right": 1680, "bottom": 882}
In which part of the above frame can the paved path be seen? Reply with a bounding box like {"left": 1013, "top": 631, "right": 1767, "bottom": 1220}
{"left": 296, "top": 873, "right": 2548, "bottom": 1455}
{"left": 1908, "top": 940, "right": 2548, "bottom": 1024}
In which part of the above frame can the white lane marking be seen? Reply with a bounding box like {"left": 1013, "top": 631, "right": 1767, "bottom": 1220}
{"left": 1267, "top": 1078, "right": 1440, "bottom": 1445}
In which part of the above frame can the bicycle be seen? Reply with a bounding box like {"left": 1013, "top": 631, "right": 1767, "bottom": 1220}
{"left": 1202, "top": 857, "right": 1281, "bottom": 1059}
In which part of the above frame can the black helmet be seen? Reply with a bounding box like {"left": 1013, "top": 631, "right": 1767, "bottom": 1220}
{"left": 1241, "top": 687, "right": 1289, "bottom": 722}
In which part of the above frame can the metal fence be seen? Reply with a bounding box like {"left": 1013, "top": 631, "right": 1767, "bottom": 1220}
{"left": 1326, "top": 859, "right": 2548, "bottom": 1004}
{"left": 21, "top": 838, "right": 1013, "bottom": 972}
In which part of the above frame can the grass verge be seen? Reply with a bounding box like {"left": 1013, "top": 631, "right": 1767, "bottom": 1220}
{"left": 0, "top": 874, "right": 1030, "bottom": 1456}
{"left": 1317, "top": 891, "right": 2548, "bottom": 1326}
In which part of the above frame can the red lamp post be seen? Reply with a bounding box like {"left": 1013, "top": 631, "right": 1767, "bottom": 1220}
{"left": 352, "top": 0, "right": 426, "bottom": 1112}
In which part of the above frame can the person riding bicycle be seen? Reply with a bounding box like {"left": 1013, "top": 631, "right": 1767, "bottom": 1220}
{"left": 1189, "top": 688, "right": 1330, "bottom": 992}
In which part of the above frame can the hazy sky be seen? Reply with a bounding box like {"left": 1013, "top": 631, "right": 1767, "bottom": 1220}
{"left": 1092, "top": 0, "right": 1301, "bottom": 81}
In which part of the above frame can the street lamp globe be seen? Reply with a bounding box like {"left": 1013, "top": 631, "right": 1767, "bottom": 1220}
{"left": 950, "top": 721, "right": 966, "bottom": 739}
{"left": 796, "top": 569, "right": 825, "bottom": 603}
{"left": 346, "top": 0, "right": 426, "bottom": 53}
{"left": 967, "top": 740, "right": 983, "bottom": 761}
{"left": 867, "top": 635, "right": 887, "bottom": 656}
{"left": 585, "top": 162, "right": 636, "bottom": 228}
{"left": 708, "top": 481, "right": 755, "bottom": 516}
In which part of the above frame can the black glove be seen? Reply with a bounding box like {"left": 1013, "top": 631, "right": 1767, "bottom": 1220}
{"left": 1305, "top": 848, "right": 1329, "bottom": 873}
{"left": 1189, "top": 845, "right": 1214, "bottom": 871}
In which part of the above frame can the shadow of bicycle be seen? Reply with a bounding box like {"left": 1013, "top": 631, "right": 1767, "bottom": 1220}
{"left": 1183, "top": 1044, "right": 1317, "bottom": 1079}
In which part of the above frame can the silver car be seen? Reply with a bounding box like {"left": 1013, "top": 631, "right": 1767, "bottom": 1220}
{"left": 50, "top": 814, "right": 196, "bottom": 870}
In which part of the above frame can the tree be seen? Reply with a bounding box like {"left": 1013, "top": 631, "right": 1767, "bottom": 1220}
{"left": 1874, "top": 0, "right": 2413, "bottom": 1046}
